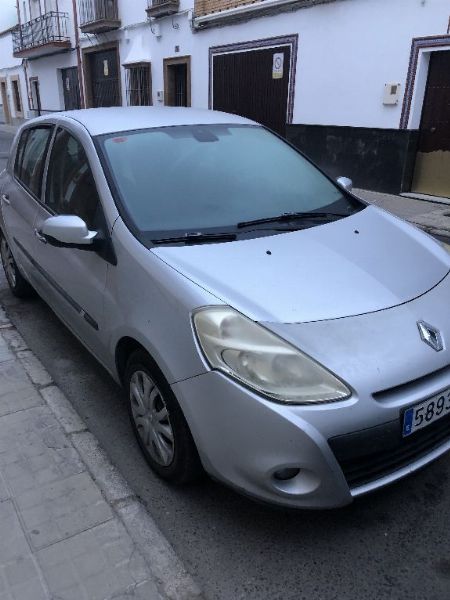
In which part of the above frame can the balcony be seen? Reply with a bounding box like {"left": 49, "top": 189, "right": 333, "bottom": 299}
{"left": 146, "top": 0, "right": 180, "bottom": 19}
{"left": 12, "top": 12, "right": 71, "bottom": 58}
{"left": 193, "top": 0, "right": 325, "bottom": 27}
{"left": 79, "top": 0, "right": 120, "bottom": 34}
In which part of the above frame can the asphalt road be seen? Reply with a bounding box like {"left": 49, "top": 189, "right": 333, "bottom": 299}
{"left": 1, "top": 132, "right": 450, "bottom": 600}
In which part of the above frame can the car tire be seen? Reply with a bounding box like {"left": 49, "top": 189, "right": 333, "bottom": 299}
{"left": 0, "top": 232, "right": 35, "bottom": 298}
{"left": 125, "top": 349, "right": 204, "bottom": 484}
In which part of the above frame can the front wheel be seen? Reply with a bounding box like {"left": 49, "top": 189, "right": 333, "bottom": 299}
{"left": 125, "top": 350, "right": 203, "bottom": 484}
{"left": 0, "top": 232, "right": 35, "bottom": 298}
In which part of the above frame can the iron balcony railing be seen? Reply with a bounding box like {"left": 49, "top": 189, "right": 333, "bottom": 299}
{"left": 79, "top": 0, "right": 119, "bottom": 27}
{"left": 12, "top": 11, "right": 70, "bottom": 54}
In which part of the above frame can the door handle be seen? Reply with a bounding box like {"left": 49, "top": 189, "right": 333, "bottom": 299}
{"left": 1, "top": 194, "right": 10, "bottom": 205}
{"left": 34, "top": 229, "right": 47, "bottom": 244}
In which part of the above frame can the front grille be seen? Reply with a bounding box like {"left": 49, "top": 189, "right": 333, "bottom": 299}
{"left": 329, "top": 413, "right": 450, "bottom": 489}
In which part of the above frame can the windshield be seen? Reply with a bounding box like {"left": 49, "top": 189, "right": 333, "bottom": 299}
{"left": 98, "top": 124, "right": 362, "bottom": 242}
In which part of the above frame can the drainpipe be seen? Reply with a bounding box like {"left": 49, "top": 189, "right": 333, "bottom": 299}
{"left": 15, "top": 0, "right": 23, "bottom": 48}
{"left": 71, "top": 0, "right": 86, "bottom": 108}
{"left": 22, "top": 59, "right": 32, "bottom": 116}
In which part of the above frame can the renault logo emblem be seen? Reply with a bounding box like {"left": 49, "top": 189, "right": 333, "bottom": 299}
{"left": 417, "top": 321, "right": 443, "bottom": 352}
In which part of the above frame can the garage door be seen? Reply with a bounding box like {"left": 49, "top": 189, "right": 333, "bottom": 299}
{"left": 212, "top": 43, "right": 294, "bottom": 137}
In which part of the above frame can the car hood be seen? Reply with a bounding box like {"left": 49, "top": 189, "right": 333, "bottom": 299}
{"left": 153, "top": 206, "right": 450, "bottom": 324}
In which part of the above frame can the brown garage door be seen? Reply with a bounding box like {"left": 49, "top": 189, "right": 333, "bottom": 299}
{"left": 412, "top": 51, "right": 450, "bottom": 198}
{"left": 212, "top": 45, "right": 291, "bottom": 136}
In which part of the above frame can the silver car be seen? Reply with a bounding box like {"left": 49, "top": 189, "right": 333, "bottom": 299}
{"left": 1, "top": 107, "right": 450, "bottom": 509}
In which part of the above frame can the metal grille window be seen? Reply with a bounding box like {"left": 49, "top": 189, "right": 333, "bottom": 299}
{"left": 125, "top": 63, "right": 152, "bottom": 106}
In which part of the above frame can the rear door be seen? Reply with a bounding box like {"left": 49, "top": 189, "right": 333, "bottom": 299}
{"left": 1, "top": 125, "right": 53, "bottom": 284}
{"left": 31, "top": 127, "right": 110, "bottom": 360}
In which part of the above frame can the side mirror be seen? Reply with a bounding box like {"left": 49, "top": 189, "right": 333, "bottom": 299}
{"left": 336, "top": 176, "right": 353, "bottom": 192}
{"left": 39, "top": 215, "right": 97, "bottom": 247}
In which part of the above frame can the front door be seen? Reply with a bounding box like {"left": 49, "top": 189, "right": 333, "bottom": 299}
{"left": 212, "top": 45, "right": 291, "bottom": 136}
{"left": 412, "top": 51, "right": 450, "bottom": 198}
{"left": 30, "top": 78, "right": 42, "bottom": 117}
{"left": 0, "top": 79, "right": 11, "bottom": 125}
{"left": 32, "top": 127, "right": 109, "bottom": 359}
{"left": 61, "top": 67, "right": 81, "bottom": 110}
{"left": 164, "top": 57, "right": 191, "bottom": 107}
{"left": 88, "top": 49, "right": 120, "bottom": 108}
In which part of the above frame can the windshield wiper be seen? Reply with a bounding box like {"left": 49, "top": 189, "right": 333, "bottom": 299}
{"left": 237, "top": 211, "right": 346, "bottom": 229}
{"left": 152, "top": 232, "right": 237, "bottom": 245}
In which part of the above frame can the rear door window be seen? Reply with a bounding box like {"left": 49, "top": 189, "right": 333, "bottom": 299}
{"left": 14, "top": 126, "right": 53, "bottom": 199}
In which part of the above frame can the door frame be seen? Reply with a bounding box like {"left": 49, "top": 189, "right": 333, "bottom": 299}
{"left": 400, "top": 34, "right": 450, "bottom": 130}
{"left": 9, "top": 75, "right": 24, "bottom": 119}
{"left": 29, "top": 76, "right": 42, "bottom": 117}
{"left": 208, "top": 34, "right": 298, "bottom": 124}
{"left": 163, "top": 55, "right": 191, "bottom": 107}
{"left": 0, "top": 77, "right": 12, "bottom": 124}
{"left": 82, "top": 41, "right": 122, "bottom": 108}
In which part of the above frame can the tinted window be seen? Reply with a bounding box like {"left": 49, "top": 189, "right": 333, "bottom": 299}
{"left": 15, "top": 127, "right": 52, "bottom": 198}
{"left": 45, "top": 129, "right": 100, "bottom": 228}
{"left": 14, "top": 129, "right": 29, "bottom": 178}
{"left": 99, "top": 125, "right": 360, "bottom": 236}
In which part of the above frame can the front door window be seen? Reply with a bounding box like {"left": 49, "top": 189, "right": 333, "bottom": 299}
{"left": 45, "top": 128, "right": 100, "bottom": 228}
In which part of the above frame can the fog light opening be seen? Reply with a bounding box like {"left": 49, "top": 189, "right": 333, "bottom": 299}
{"left": 273, "top": 467, "right": 301, "bottom": 481}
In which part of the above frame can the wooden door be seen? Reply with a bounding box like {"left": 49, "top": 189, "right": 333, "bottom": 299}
{"left": 412, "top": 51, "right": 450, "bottom": 198}
{"left": 89, "top": 48, "right": 120, "bottom": 107}
{"left": 164, "top": 57, "right": 191, "bottom": 107}
{"left": 61, "top": 67, "right": 81, "bottom": 110}
{"left": 0, "top": 79, "right": 11, "bottom": 124}
{"left": 212, "top": 45, "right": 291, "bottom": 136}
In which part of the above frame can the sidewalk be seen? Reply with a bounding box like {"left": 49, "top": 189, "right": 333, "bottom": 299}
{"left": 0, "top": 308, "right": 202, "bottom": 600}
{"left": 357, "top": 189, "right": 450, "bottom": 241}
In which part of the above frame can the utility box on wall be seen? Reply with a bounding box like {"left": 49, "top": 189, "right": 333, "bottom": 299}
{"left": 383, "top": 82, "right": 401, "bottom": 105}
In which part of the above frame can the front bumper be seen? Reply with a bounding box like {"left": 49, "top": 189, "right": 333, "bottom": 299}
{"left": 173, "top": 367, "right": 450, "bottom": 509}
{"left": 173, "top": 273, "right": 450, "bottom": 509}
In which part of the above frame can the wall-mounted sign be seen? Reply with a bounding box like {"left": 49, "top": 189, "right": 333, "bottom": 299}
{"left": 65, "top": 77, "right": 70, "bottom": 91}
{"left": 272, "top": 53, "right": 284, "bottom": 79}
{"left": 103, "top": 60, "right": 109, "bottom": 77}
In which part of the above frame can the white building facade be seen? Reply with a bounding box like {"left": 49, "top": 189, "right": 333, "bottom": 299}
{"left": 0, "top": 0, "right": 449, "bottom": 196}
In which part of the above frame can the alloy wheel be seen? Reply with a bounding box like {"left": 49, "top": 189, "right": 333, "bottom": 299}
{"left": 129, "top": 370, "right": 175, "bottom": 466}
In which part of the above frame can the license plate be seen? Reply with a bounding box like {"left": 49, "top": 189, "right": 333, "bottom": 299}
{"left": 403, "top": 387, "right": 450, "bottom": 437}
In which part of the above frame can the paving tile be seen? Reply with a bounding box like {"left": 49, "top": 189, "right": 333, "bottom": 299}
{"left": 0, "top": 473, "right": 8, "bottom": 501}
{"left": 0, "top": 406, "right": 84, "bottom": 496}
{"left": 0, "top": 337, "right": 13, "bottom": 364}
{"left": 0, "top": 501, "right": 30, "bottom": 564}
{"left": 36, "top": 519, "right": 162, "bottom": 600}
{"left": 0, "top": 554, "right": 49, "bottom": 600}
{"left": 16, "top": 471, "right": 113, "bottom": 550}
{"left": 0, "top": 360, "right": 42, "bottom": 417}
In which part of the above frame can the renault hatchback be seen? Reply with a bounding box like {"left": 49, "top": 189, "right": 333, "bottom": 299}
{"left": 1, "top": 107, "right": 450, "bottom": 509}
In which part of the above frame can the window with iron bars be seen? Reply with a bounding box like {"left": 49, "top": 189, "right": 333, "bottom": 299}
{"left": 125, "top": 63, "right": 152, "bottom": 106}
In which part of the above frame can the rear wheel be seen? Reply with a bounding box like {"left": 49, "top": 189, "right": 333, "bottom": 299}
{"left": 0, "top": 233, "right": 35, "bottom": 298}
{"left": 125, "top": 350, "right": 203, "bottom": 483}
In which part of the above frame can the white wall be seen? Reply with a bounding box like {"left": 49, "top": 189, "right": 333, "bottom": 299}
{"left": 0, "top": 30, "right": 26, "bottom": 121}
{"left": 140, "top": 0, "right": 449, "bottom": 128}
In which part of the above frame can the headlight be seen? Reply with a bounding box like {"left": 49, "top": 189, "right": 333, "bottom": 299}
{"left": 193, "top": 306, "right": 351, "bottom": 404}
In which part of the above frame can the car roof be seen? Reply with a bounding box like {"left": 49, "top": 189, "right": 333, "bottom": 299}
{"left": 27, "top": 107, "right": 256, "bottom": 137}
